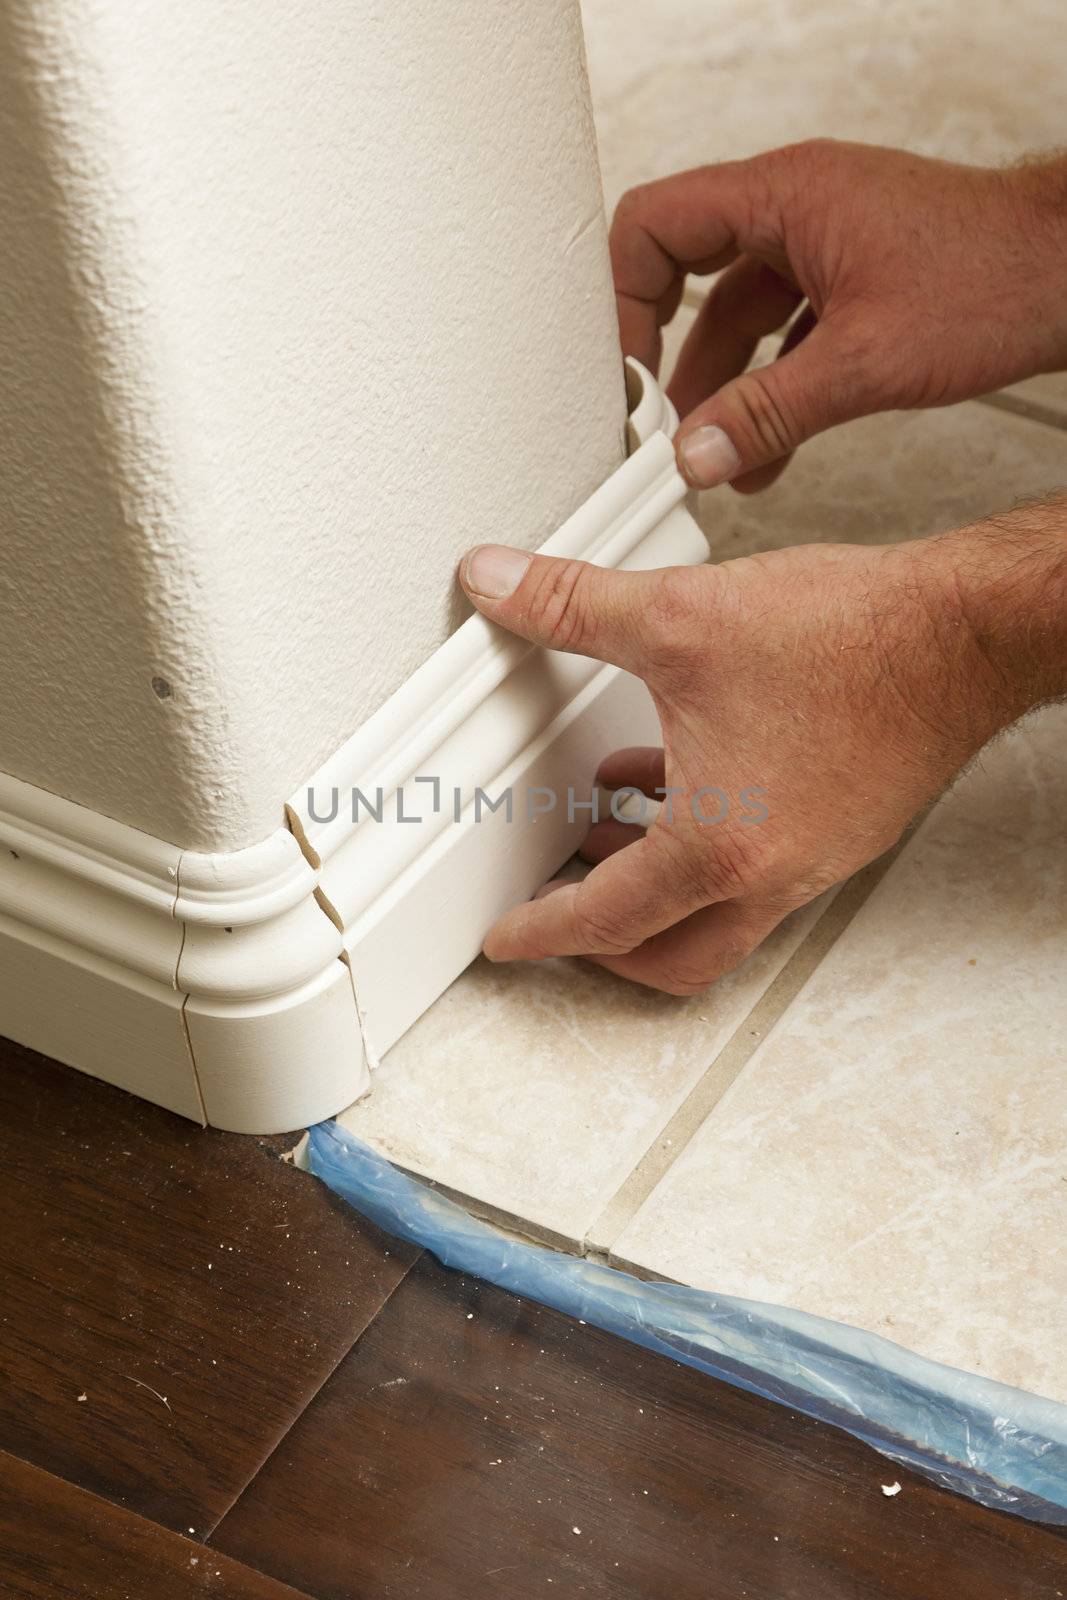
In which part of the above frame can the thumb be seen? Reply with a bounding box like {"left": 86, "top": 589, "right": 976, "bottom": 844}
{"left": 458, "top": 546, "right": 656, "bottom": 671}
{"left": 675, "top": 321, "right": 860, "bottom": 487}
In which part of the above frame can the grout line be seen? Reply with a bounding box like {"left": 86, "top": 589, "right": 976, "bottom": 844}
{"left": 975, "top": 390, "right": 1067, "bottom": 435}
{"left": 582, "top": 833, "right": 914, "bottom": 1259}
{"left": 200, "top": 1250, "right": 421, "bottom": 1543}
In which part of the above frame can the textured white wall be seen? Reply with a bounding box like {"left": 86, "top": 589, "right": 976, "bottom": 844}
{"left": 0, "top": 0, "right": 626, "bottom": 851}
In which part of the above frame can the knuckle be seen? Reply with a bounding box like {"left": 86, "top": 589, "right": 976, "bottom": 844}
{"left": 524, "top": 559, "right": 596, "bottom": 654}
{"left": 654, "top": 957, "right": 716, "bottom": 997}
{"left": 570, "top": 894, "right": 636, "bottom": 957}
{"left": 657, "top": 938, "right": 754, "bottom": 995}
{"left": 644, "top": 566, "right": 696, "bottom": 634}
{"left": 609, "top": 183, "right": 653, "bottom": 259}
{"left": 639, "top": 567, "right": 713, "bottom": 678}
{"left": 694, "top": 827, "right": 771, "bottom": 901}
{"left": 780, "top": 136, "right": 841, "bottom": 172}
{"left": 732, "top": 368, "right": 801, "bottom": 459}
{"left": 830, "top": 317, "right": 881, "bottom": 390}
{"left": 834, "top": 317, "right": 913, "bottom": 414}
{"left": 765, "top": 138, "right": 846, "bottom": 249}
{"left": 612, "top": 182, "right": 647, "bottom": 227}
{"left": 652, "top": 822, "right": 726, "bottom": 908}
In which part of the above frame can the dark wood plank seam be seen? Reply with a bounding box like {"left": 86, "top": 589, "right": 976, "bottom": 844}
{"left": 201, "top": 1243, "right": 424, "bottom": 1540}
{"left": 0, "top": 1444, "right": 318, "bottom": 1600}
{"left": 204, "top": 1256, "right": 1067, "bottom": 1600}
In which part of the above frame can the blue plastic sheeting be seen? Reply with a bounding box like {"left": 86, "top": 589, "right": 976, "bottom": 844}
{"left": 308, "top": 1121, "right": 1067, "bottom": 1525}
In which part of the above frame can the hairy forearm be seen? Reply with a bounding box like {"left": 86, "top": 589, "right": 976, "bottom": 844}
{"left": 1006, "top": 155, "right": 1067, "bottom": 379}
{"left": 461, "top": 486, "right": 1065, "bottom": 989}
{"left": 933, "top": 496, "right": 1067, "bottom": 737}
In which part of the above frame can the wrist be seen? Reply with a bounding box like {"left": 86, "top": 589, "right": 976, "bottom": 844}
{"left": 930, "top": 498, "right": 1067, "bottom": 729}
{"left": 1005, "top": 157, "right": 1067, "bottom": 375}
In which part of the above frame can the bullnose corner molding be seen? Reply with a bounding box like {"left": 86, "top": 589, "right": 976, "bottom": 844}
{"left": 0, "top": 362, "right": 707, "bottom": 1134}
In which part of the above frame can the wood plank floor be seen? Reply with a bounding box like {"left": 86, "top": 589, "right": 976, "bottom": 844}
{"left": 211, "top": 1257, "right": 1067, "bottom": 1600}
{"left": 0, "top": 1449, "right": 308, "bottom": 1600}
{"left": 0, "top": 1041, "right": 418, "bottom": 1535}
{"left": 1, "top": 1037, "right": 1065, "bottom": 1598}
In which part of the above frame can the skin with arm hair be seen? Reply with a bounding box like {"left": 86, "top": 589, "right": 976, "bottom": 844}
{"left": 457, "top": 143, "right": 1067, "bottom": 994}
{"left": 459, "top": 508, "right": 1067, "bottom": 994}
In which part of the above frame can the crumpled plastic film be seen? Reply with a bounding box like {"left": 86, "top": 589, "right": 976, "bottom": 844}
{"left": 307, "top": 1120, "right": 1067, "bottom": 1525}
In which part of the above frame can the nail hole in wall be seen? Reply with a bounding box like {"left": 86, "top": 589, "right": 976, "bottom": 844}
{"left": 151, "top": 676, "right": 173, "bottom": 700}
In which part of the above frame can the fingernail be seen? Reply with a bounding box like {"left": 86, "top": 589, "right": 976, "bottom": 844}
{"left": 463, "top": 544, "right": 532, "bottom": 599}
{"left": 678, "top": 425, "right": 741, "bottom": 488}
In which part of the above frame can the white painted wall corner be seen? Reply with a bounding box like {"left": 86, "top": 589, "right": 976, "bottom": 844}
{"left": 0, "top": 364, "right": 708, "bottom": 1132}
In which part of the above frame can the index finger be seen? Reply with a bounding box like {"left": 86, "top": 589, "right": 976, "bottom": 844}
{"left": 609, "top": 156, "right": 788, "bottom": 368}
{"left": 482, "top": 829, "right": 711, "bottom": 963}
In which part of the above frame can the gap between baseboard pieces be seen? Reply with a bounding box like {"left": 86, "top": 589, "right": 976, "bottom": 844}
{"left": 173, "top": 849, "right": 209, "bottom": 1128}
{"left": 580, "top": 828, "right": 918, "bottom": 1263}
{"left": 286, "top": 357, "right": 696, "bottom": 1073}
{"left": 0, "top": 359, "right": 700, "bottom": 1133}
{"left": 293, "top": 831, "right": 919, "bottom": 1268}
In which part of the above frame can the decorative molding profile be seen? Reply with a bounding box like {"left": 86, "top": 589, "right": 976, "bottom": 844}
{"left": 0, "top": 361, "right": 710, "bottom": 1133}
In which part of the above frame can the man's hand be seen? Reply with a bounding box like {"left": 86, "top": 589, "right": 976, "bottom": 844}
{"left": 458, "top": 512, "right": 1066, "bottom": 993}
{"left": 610, "top": 141, "right": 1067, "bottom": 492}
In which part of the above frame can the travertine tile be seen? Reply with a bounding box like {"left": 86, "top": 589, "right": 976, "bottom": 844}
{"left": 582, "top": 0, "right": 1067, "bottom": 213}
{"left": 338, "top": 899, "right": 827, "bottom": 1246}
{"left": 612, "top": 705, "right": 1067, "bottom": 1404}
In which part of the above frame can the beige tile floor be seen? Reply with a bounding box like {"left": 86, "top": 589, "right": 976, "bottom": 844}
{"left": 581, "top": 0, "right": 1067, "bottom": 213}
{"left": 339, "top": 385, "right": 1066, "bottom": 1387}
{"left": 340, "top": 897, "right": 829, "bottom": 1246}
{"left": 343, "top": 0, "right": 1067, "bottom": 1404}
{"left": 611, "top": 704, "right": 1067, "bottom": 1406}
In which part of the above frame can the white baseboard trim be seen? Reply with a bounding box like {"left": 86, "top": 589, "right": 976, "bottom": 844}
{"left": 0, "top": 361, "right": 709, "bottom": 1133}
{"left": 0, "top": 780, "right": 363, "bottom": 1133}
